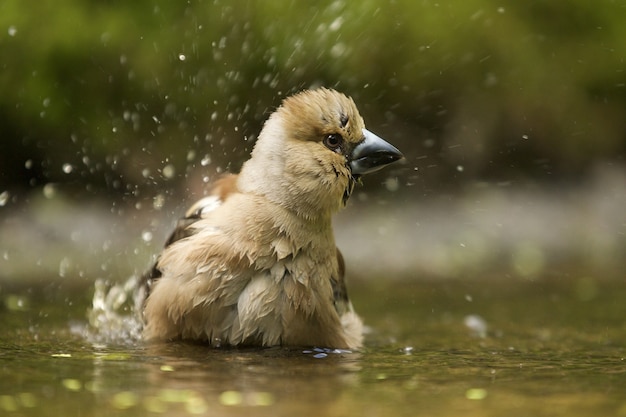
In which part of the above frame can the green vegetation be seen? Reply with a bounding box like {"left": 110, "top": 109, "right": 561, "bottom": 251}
{"left": 1, "top": 0, "right": 625, "bottom": 195}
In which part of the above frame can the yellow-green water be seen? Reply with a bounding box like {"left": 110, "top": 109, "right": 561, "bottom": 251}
{"left": 1, "top": 277, "right": 625, "bottom": 417}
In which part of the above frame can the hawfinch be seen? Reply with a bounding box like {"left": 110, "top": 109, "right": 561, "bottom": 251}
{"left": 141, "top": 88, "right": 402, "bottom": 349}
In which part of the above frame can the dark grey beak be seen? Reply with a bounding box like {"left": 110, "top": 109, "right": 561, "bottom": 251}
{"left": 349, "top": 129, "right": 403, "bottom": 176}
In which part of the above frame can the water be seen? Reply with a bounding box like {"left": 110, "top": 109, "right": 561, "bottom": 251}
{"left": 1, "top": 277, "right": 625, "bottom": 417}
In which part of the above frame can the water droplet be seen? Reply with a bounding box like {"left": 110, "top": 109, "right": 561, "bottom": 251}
{"left": 62, "top": 163, "right": 73, "bottom": 174}
{"left": 178, "top": 53, "right": 186, "bottom": 61}
{"left": 8, "top": 26, "right": 17, "bottom": 37}
{"left": 201, "top": 155, "right": 212, "bottom": 166}
{"left": 162, "top": 164, "right": 175, "bottom": 179}
{"left": 59, "top": 257, "right": 72, "bottom": 278}
{"left": 329, "top": 16, "right": 344, "bottom": 31}
{"left": 456, "top": 165, "right": 464, "bottom": 172}
{"left": 141, "top": 230, "right": 153, "bottom": 242}
{"left": 0, "top": 191, "right": 9, "bottom": 206}
{"left": 5, "top": 295, "right": 29, "bottom": 311}
{"left": 153, "top": 194, "right": 165, "bottom": 210}
{"left": 464, "top": 314, "right": 488, "bottom": 338}
{"left": 43, "top": 183, "right": 57, "bottom": 199}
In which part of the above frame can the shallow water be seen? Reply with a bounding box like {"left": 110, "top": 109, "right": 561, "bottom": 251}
{"left": 1, "top": 277, "right": 625, "bottom": 417}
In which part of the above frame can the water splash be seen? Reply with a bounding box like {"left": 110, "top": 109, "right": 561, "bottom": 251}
{"left": 85, "top": 275, "right": 145, "bottom": 344}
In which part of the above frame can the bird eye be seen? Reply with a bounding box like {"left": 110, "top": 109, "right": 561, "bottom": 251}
{"left": 323, "top": 134, "right": 343, "bottom": 152}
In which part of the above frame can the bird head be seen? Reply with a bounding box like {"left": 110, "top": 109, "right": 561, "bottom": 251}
{"left": 238, "top": 88, "right": 403, "bottom": 219}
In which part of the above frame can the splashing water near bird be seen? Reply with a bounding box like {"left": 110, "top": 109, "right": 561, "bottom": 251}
{"left": 85, "top": 276, "right": 145, "bottom": 344}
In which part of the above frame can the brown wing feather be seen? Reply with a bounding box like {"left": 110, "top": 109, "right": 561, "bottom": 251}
{"left": 331, "top": 247, "right": 351, "bottom": 315}
{"left": 139, "top": 174, "right": 239, "bottom": 296}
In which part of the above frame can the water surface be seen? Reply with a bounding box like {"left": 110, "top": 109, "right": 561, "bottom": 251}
{"left": 1, "top": 277, "right": 625, "bottom": 417}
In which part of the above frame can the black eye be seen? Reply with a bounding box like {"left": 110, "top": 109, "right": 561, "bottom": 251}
{"left": 323, "top": 134, "right": 343, "bottom": 152}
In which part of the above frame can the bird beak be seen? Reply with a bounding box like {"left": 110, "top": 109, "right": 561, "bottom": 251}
{"left": 349, "top": 129, "right": 404, "bottom": 176}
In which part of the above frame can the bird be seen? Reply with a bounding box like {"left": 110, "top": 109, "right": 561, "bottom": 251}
{"left": 140, "top": 88, "right": 403, "bottom": 349}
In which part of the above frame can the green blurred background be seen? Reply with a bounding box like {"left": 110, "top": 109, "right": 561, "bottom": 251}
{"left": 2, "top": 0, "right": 625, "bottom": 194}
{"left": 0, "top": 0, "right": 625, "bottom": 283}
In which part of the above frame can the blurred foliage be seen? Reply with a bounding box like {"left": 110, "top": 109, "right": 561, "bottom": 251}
{"left": 1, "top": 0, "right": 625, "bottom": 200}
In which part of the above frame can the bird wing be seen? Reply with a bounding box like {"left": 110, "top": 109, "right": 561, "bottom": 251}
{"left": 331, "top": 247, "right": 351, "bottom": 316}
{"left": 139, "top": 174, "right": 238, "bottom": 294}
